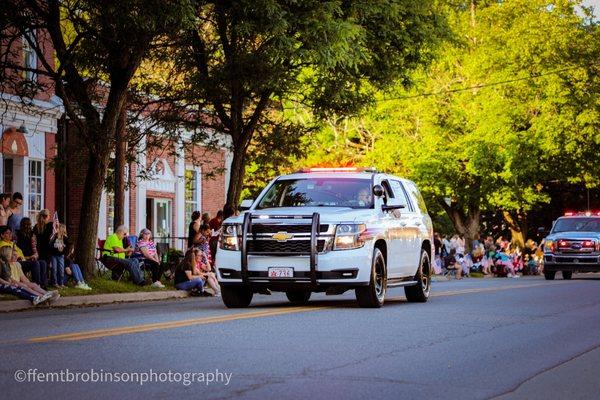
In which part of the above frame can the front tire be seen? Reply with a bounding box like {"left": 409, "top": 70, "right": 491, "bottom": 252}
{"left": 286, "top": 290, "right": 311, "bottom": 305}
{"left": 221, "top": 286, "right": 253, "bottom": 308}
{"left": 405, "top": 249, "right": 431, "bottom": 303}
{"left": 562, "top": 271, "right": 573, "bottom": 280}
{"left": 544, "top": 271, "right": 556, "bottom": 280}
{"left": 356, "top": 247, "right": 387, "bottom": 308}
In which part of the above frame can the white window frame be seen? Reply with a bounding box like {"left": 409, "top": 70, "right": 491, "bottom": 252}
{"left": 22, "top": 30, "right": 37, "bottom": 82}
{"left": 184, "top": 166, "right": 202, "bottom": 227}
{"left": 27, "top": 159, "right": 44, "bottom": 219}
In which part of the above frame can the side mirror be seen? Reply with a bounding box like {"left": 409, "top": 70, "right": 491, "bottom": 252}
{"left": 239, "top": 199, "right": 254, "bottom": 211}
{"left": 382, "top": 204, "right": 405, "bottom": 212}
{"left": 373, "top": 185, "right": 384, "bottom": 197}
{"left": 537, "top": 226, "right": 546, "bottom": 234}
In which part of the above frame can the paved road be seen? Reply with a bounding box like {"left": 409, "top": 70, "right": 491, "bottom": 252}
{"left": 1, "top": 274, "right": 599, "bottom": 400}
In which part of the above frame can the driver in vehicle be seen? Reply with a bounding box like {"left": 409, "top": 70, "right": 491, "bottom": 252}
{"left": 357, "top": 188, "right": 373, "bottom": 207}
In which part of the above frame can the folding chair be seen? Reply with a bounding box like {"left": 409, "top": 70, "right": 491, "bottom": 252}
{"left": 98, "top": 239, "right": 128, "bottom": 282}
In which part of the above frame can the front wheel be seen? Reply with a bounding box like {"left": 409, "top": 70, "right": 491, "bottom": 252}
{"left": 221, "top": 286, "right": 253, "bottom": 308}
{"left": 562, "top": 271, "right": 573, "bottom": 280}
{"left": 405, "top": 249, "right": 431, "bottom": 303}
{"left": 286, "top": 290, "right": 311, "bottom": 305}
{"left": 544, "top": 271, "right": 556, "bottom": 280}
{"left": 355, "top": 247, "right": 387, "bottom": 308}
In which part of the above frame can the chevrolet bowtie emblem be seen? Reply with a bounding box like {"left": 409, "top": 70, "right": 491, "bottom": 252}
{"left": 272, "top": 231, "right": 293, "bottom": 242}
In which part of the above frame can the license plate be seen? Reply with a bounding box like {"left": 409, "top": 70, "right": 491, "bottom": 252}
{"left": 268, "top": 267, "right": 294, "bottom": 278}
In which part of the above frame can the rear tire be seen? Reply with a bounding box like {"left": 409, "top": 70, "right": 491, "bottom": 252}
{"left": 286, "top": 290, "right": 311, "bottom": 305}
{"left": 544, "top": 271, "right": 556, "bottom": 280}
{"left": 221, "top": 286, "right": 253, "bottom": 308}
{"left": 562, "top": 271, "right": 573, "bottom": 280}
{"left": 405, "top": 249, "right": 431, "bottom": 303}
{"left": 356, "top": 248, "right": 387, "bottom": 308}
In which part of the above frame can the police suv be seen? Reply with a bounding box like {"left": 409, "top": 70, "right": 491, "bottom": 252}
{"left": 543, "top": 212, "right": 600, "bottom": 280}
{"left": 215, "top": 168, "right": 434, "bottom": 308}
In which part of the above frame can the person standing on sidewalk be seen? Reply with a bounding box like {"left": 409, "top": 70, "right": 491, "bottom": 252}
{"left": 7, "top": 192, "right": 24, "bottom": 235}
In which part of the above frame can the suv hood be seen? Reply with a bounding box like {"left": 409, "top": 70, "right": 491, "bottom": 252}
{"left": 223, "top": 207, "right": 376, "bottom": 225}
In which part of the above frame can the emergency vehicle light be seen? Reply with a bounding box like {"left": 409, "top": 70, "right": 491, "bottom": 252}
{"left": 297, "top": 167, "right": 378, "bottom": 173}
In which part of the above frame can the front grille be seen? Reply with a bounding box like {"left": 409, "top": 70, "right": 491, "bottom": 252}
{"left": 250, "top": 224, "right": 329, "bottom": 234}
{"left": 555, "top": 257, "right": 598, "bottom": 264}
{"left": 247, "top": 239, "right": 326, "bottom": 254}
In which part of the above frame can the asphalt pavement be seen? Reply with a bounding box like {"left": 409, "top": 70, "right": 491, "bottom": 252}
{"left": 1, "top": 274, "right": 599, "bottom": 400}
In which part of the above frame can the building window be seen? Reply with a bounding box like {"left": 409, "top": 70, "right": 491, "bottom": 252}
{"left": 185, "top": 169, "right": 198, "bottom": 227}
{"left": 22, "top": 30, "right": 37, "bottom": 82}
{"left": 28, "top": 160, "right": 43, "bottom": 219}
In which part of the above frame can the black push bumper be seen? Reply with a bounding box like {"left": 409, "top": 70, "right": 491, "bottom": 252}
{"left": 544, "top": 254, "right": 600, "bottom": 272}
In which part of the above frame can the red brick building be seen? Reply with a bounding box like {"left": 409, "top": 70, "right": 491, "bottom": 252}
{"left": 1, "top": 30, "right": 231, "bottom": 249}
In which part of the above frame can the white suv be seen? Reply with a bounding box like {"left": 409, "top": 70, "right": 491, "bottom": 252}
{"left": 216, "top": 168, "right": 434, "bottom": 308}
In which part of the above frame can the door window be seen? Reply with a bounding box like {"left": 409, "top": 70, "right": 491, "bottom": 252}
{"left": 389, "top": 180, "right": 413, "bottom": 211}
{"left": 154, "top": 199, "right": 171, "bottom": 243}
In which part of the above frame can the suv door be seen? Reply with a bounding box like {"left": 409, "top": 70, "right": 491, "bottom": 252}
{"left": 375, "top": 178, "right": 401, "bottom": 278}
{"left": 389, "top": 179, "right": 421, "bottom": 276}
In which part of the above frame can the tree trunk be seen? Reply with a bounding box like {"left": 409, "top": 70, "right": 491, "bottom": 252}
{"left": 441, "top": 200, "right": 481, "bottom": 253}
{"left": 503, "top": 211, "right": 527, "bottom": 248}
{"left": 76, "top": 150, "right": 110, "bottom": 277}
{"left": 113, "top": 104, "right": 127, "bottom": 230}
{"left": 225, "top": 142, "right": 248, "bottom": 210}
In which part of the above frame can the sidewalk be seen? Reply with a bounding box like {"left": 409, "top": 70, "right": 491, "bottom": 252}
{"left": 0, "top": 290, "right": 190, "bottom": 312}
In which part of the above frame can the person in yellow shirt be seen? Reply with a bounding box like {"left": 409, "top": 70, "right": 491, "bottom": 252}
{"left": 102, "top": 225, "right": 144, "bottom": 285}
{"left": 0, "top": 245, "right": 58, "bottom": 301}
{"left": 0, "top": 225, "right": 48, "bottom": 288}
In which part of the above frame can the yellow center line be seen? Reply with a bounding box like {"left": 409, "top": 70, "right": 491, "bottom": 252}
{"left": 28, "top": 280, "right": 571, "bottom": 343}
{"left": 28, "top": 306, "right": 330, "bottom": 343}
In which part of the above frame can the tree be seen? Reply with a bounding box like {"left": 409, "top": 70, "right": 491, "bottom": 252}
{"left": 154, "top": 0, "right": 447, "bottom": 209}
{"left": 290, "top": 0, "right": 600, "bottom": 247}
{"left": 0, "top": 0, "right": 194, "bottom": 275}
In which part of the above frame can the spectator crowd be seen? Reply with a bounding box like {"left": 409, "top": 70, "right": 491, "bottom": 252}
{"left": 433, "top": 233, "right": 545, "bottom": 280}
{"left": 1, "top": 187, "right": 549, "bottom": 307}
{"left": 0, "top": 187, "right": 236, "bottom": 305}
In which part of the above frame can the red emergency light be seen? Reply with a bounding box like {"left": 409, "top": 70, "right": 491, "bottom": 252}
{"left": 297, "top": 167, "right": 378, "bottom": 173}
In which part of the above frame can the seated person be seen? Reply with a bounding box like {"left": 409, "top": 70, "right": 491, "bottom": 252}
{"left": 0, "top": 225, "right": 47, "bottom": 288}
{"left": 64, "top": 255, "right": 92, "bottom": 290}
{"left": 102, "top": 225, "right": 144, "bottom": 285}
{"left": 194, "top": 247, "right": 220, "bottom": 296}
{"left": 0, "top": 245, "right": 58, "bottom": 303}
{"left": 0, "top": 260, "right": 52, "bottom": 306}
{"left": 494, "top": 248, "right": 519, "bottom": 278}
{"left": 443, "top": 248, "right": 462, "bottom": 279}
{"left": 174, "top": 250, "right": 206, "bottom": 295}
{"left": 135, "top": 229, "right": 165, "bottom": 288}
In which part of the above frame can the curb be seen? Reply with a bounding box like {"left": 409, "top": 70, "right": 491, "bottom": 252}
{"left": 0, "top": 290, "right": 190, "bottom": 313}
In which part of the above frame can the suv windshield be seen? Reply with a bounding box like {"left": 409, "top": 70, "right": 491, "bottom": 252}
{"left": 552, "top": 217, "right": 600, "bottom": 233}
{"left": 256, "top": 178, "right": 373, "bottom": 209}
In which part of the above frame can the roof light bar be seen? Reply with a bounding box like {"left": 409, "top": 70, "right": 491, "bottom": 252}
{"left": 296, "top": 167, "right": 378, "bottom": 173}
{"left": 563, "top": 211, "right": 600, "bottom": 216}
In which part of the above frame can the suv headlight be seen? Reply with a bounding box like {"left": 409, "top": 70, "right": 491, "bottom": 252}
{"left": 219, "top": 224, "right": 242, "bottom": 251}
{"left": 544, "top": 240, "right": 554, "bottom": 253}
{"left": 334, "top": 223, "right": 367, "bottom": 250}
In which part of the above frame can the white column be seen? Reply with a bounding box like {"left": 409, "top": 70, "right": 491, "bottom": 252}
{"left": 224, "top": 148, "right": 233, "bottom": 197}
{"left": 175, "top": 146, "right": 186, "bottom": 250}
{"left": 136, "top": 138, "right": 147, "bottom": 233}
{"left": 97, "top": 190, "right": 107, "bottom": 239}
{"left": 16, "top": 156, "right": 28, "bottom": 213}
{"left": 124, "top": 164, "right": 130, "bottom": 233}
